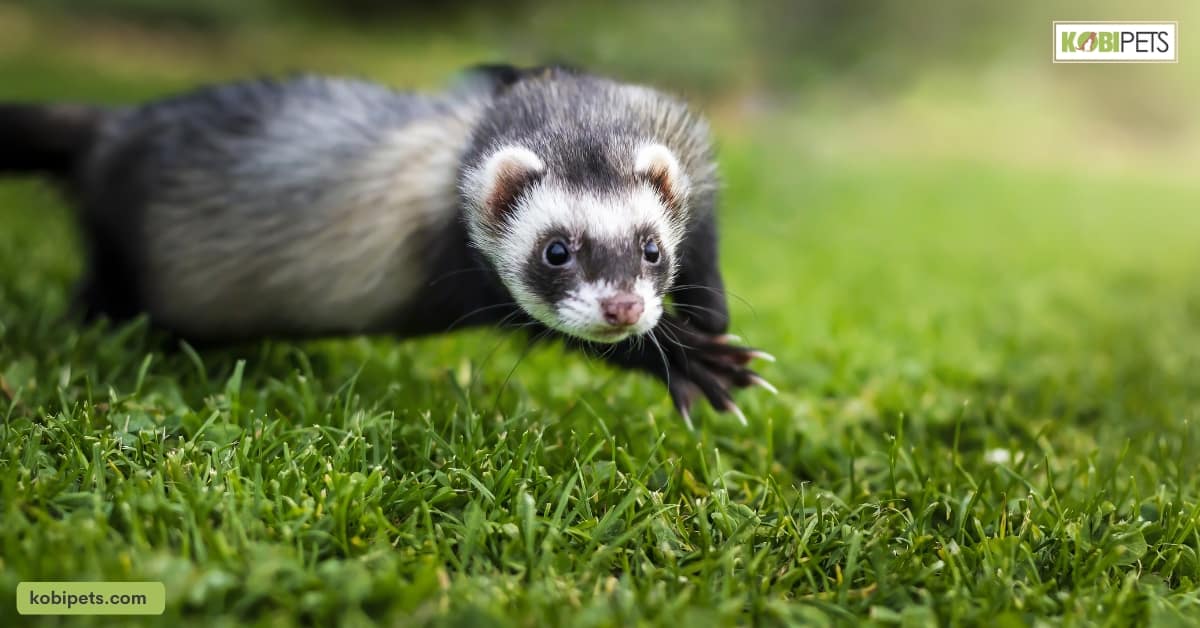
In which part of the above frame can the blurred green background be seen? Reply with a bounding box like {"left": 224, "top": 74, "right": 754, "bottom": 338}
{"left": 2, "top": 1, "right": 1199, "bottom": 624}
{"left": 3, "top": 0, "right": 1197, "bottom": 175}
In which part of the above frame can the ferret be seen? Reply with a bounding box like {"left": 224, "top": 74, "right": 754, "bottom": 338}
{"left": 0, "top": 65, "right": 773, "bottom": 425}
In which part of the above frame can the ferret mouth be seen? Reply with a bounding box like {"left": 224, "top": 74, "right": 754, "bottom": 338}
{"left": 563, "top": 325, "right": 641, "bottom": 344}
{"left": 541, "top": 293, "right": 663, "bottom": 344}
{"left": 590, "top": 327, "right": 636, "bottom": 341}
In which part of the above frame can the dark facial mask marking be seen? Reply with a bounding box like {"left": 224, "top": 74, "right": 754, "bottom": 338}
{"left": 576, "top": 237, "right": 641, "bottom": 286}
{"left": 520, "top": 224, "right": 672, "bottom": 318}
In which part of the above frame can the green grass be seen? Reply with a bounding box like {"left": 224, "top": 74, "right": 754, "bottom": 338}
{"left": 3, "top": 9, "right": 1200, "bottom": 627}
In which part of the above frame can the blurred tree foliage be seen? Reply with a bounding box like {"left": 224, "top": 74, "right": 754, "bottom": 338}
{"left": 469, "top": 0, "right": 1024, "bottom": 96}
{"left": 19, "top": 0, "right": 278, "bottom": 30}
{"left": 298, "top": 0, "right": 525, "bottom": 20}
{"left": 747, "top": 1, "right": 1017, "bottom": 90}
{"left": 13, "top": 0, "right": 1024, "bottom": 96}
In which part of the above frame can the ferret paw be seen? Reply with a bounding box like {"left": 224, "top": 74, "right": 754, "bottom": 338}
{"left": 652, "top": 318, "right": 774, "bottom": 427}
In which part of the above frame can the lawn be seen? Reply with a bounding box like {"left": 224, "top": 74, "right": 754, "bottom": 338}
{"left": 2, "top": 7, "right": 1200, "bottom": 627}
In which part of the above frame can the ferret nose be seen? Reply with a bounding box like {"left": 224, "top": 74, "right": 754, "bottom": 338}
{"left": 600, "top": 294, "right": 644, "bottom": 327}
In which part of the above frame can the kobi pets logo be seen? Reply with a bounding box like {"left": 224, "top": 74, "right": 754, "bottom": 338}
{"left": 1053, "top": 21, "right": 1178, "bottom": 63}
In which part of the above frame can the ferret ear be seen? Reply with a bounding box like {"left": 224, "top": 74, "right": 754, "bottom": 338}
{"left": 635, "top": 143, "right": 689, "bottom": 213}
{"left": 469, "top": 145, "right": 545, "bottom": 224}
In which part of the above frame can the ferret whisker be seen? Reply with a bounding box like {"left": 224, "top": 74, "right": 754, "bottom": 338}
{"left": 490, "top": 327, "right": 554, "bottom": 413}
{"left": 427, "top": 266, "right": 490, "bottom": 287}
{"left": 445, "top": 301, "right": 519, "bottom": 332}
{"left": 470, "top": 310, "right": 531, "bottom": 378}
{"left": 668, "top": 284, "right": 756, "bottom": 314}
{"left": 494, "top": 311, "right": 537, "bottom": 332}
{"left": 669, "top": 302, "right": 727, "bottom": 319}
{"left": 658, "top": 318, "right": 699, "bottom": 351}
{"left": 496, "top": 314, "right": 542, "bottom": 332}
{"left": 647, "top": 329, "right": 671, "bottom": 392}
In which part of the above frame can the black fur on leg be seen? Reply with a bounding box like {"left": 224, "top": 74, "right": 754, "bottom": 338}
{"left": 670, "top": 208, "right": 729, "bottom": 334}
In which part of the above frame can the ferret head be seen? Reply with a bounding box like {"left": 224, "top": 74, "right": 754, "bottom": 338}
{"left": 462, "top": 141, "right": 691, "bottom": 343}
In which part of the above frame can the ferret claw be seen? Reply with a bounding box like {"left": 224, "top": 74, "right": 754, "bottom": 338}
{"left": 750, "top": 375, "right": 778, "bottom": 395}
{"left": 653, "top": 313, "right": 774, "bottom": 429}
{"left": 749, "top": 350, "right": 776, "bottom": 363}
{"left": 726, "top": 401, "right": 748, "bottom": 426}
{"left": 679, "top": 407, "right": 695, "bottom": 431}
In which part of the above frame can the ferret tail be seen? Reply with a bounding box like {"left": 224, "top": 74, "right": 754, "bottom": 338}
{"left": 0, "top": 103, "right": 106, "bottom": 179}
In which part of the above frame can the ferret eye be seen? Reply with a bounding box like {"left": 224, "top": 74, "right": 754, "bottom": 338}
{"left": 642, "top": 239, "right": 661, "bottom": 264}
{"left": 544, "top": 240, "right": 572, "bottom": 267}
